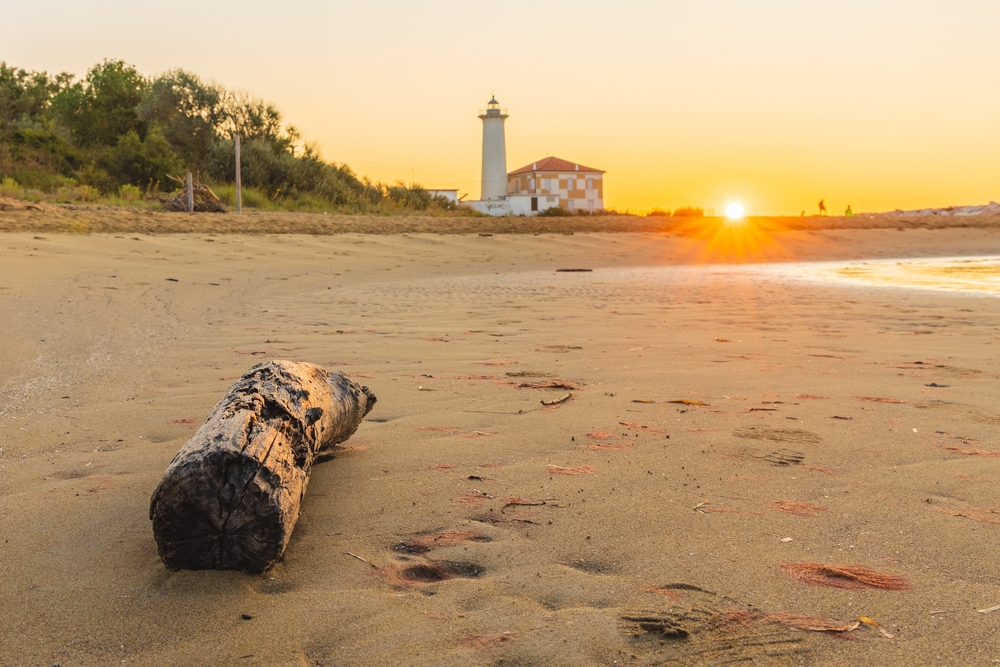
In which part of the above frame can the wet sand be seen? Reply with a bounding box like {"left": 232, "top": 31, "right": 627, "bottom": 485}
{"left": 1, "top": 225, "right": 999, "bottom": 666}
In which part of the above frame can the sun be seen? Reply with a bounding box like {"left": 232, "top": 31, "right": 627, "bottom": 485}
{"left": 725, "top": 203, "right": 745, "bottom": 220}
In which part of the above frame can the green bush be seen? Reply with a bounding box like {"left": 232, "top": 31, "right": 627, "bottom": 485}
{"left": 0, "top": 176, "right": 22, "bottom": 198}
{"left": 537, "top": 205, "right": 573, "bottom": 217}
{"left": 646, "top": 208, "right": 670, "bottom": 217}
{"left": 102, "top": 124, "right": 182, "bottom": 189}
{"left": 117, "top": 183, "right": 141, "bottom": 201}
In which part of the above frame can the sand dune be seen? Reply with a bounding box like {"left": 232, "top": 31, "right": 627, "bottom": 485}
{"left": 1, "top": 226, "right": 999, "bottom": 665}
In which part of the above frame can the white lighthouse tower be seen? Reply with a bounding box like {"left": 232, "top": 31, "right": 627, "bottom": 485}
{"left": 479, "top": 97, "right": 508, "bottom": 200}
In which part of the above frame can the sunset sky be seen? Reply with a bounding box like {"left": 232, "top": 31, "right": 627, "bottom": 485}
{"left": 7, "top": 1, "right": 999, "bottom": 214}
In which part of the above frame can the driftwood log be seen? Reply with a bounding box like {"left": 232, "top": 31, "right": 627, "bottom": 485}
{"left": 160, "top": 175, "right": 227, "bottom": 212}
{"left": 150, "top": 361, "right": 376, "bottom": 572}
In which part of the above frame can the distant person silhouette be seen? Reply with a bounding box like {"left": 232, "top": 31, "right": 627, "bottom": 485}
{"left": 818, "top": 199, "right": 827, "bottom": 215}
{"left": 844, "top": 205, "right": 853, "bottom": 217}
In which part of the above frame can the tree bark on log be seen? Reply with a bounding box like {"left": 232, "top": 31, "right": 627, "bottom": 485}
{"left": 149, "top": 361, "right": 376, "bottom": 573}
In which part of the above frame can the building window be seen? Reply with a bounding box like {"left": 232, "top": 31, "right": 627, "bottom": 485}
{"left": 531, "top": 197, "right": 538, "bottom": 212}
{"left": 529, "top": 178, "right": 535, "bottom": 192}
{"left": 542, "top": 178, "right": 551, "bottom": 191}
{"left": 568, "top": 199, "right": 575, "bottom": 212}
{"left": 586, "top": 178, "right": 593, "bottom": 190}
{"left": 587, "top": 199, "right": 595, "bottom": 212}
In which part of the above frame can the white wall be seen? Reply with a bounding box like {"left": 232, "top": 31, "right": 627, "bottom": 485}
{"left": 425, "top": 190, "right": 459, "bottom": 203}
{"left": 465, "top": 195, "right": 559, "bottom": 217}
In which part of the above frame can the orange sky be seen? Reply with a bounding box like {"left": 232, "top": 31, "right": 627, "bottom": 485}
{"left": 6, "top": 1, "right": 1000, "bottom": 214}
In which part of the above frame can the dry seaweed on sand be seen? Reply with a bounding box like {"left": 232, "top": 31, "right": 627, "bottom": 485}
{"left": 541, "top": 393, "right": 572, "bottom": 406}
{"left": 546, "top": 464, "right": 594, "bottom": 475}
{"left": 938, "top": 445, "right": 1000, "bottom": 458}
{"left": 781, "top": 563, "right": 911, "bottom": 591}
{"left": 618, "top": 421, "right": 664, "bottom": 433}
{"left": 854, "top": 396, "right": 907, "bottom": 404}
{"left": 711, "top": 611, "right": 894, "bottom": 638}
{"left": 935, "top": 506, "right": 1000, "bottom": 526}
{"left": 517, "top": 380, "right": 579, "bottom": 390}
{"left": 768, "top": 614, "right": 863, "bottom": 635}
{"left": 394, "top": 529, "right": 491, "bottom": 554}
{"left": 455, "top": 491, "right": 494, "bottom": 503}
{"left": 710, "top": 611, "right": 860, "bottom": 635}
{"left": 587, "top": 443, "right": 634, "bottom": 451}
{"left": 771, "top": 500, "right": 825, "bottom": 516}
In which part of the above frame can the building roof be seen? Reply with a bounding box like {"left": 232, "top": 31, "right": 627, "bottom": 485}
{"left": 508, "top": 156, "right": 605, "bottom": 176}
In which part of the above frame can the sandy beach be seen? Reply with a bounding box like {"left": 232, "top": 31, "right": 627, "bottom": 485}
{"left": 2, "top": 219, "right": 1000, "bottom": 666}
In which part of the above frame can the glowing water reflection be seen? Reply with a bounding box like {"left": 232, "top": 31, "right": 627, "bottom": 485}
{"left": 761, "top": 256, "right": 1000, "bottom": 295}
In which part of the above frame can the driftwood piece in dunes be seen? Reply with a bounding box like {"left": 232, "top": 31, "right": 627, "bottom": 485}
{"left": 149, "top": 360, "right": 376, "bottom": 573}
{"left": 160, "top": 175, "right": 227, "bottom": 212}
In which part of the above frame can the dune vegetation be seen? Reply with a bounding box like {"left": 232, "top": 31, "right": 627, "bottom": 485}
{"left": 0, "top": 60, "right": 463, "bottom": 214}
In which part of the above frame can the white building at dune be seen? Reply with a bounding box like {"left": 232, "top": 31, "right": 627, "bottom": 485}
{"left": 507, "top": 156, "right": 604, "bottom": 214}
{"left": 465, "top": 98, "right": 604, "bottom": 216}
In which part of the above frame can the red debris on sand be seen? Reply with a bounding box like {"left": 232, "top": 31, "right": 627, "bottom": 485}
{"left": 517, "top": 380, "right": 580, "bottom": 390}
{"left": 936, "top": 506, "right": 1000, "bottom": 526}
{"left": 587, "top": 443, "right": 634, "bottom": 452}
{"left": 647, "top": 586, "right": 685, "bottom": 600}
{"left": 398, "top": 530, "right": 490, "bottom": 554}
{"left": 781, "top": 563, "right": 911, "bottom": 591}
{"left": 455, "top": 492, "right": 492, "bottom": 504}
{"left": 618, "top": 421, "right": 664, "bottom": 433}
{"left": 771, "top": 500, "right": 825, "bottom": 516}
{"left": 939, "top": 445, "right": 1000, "bottom": 458}
{"left": 799, "top": 465, "right": 836, "bottom": 475}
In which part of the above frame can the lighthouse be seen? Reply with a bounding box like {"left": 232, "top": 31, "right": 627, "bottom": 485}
{"left": 479, "top": 97, "right": 508, "bottom": 200}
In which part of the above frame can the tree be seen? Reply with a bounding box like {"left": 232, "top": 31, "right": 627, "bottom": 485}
{"left": 103, "top": 124, "right": 182, "bottom": 188}
{"left": 0, "top": 63, "right": 72, "bottom": 125}
{"left": 137, "top": 69, "right": 225, "bottom": 171}
{"left": 51, "top": 60, "right": 148, "bottom": 147}
{"left": 218, "top": 91, "right": 289, "bottom": 145}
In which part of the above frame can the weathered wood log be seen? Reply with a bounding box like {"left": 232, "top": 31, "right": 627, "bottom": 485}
{"left": 150, "top": 360, "right": 376, "bottom": 572}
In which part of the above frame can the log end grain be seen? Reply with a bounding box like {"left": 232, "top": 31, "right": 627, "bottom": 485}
{"left": 150, "top": 361, "right": 376, "bottom": 573}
